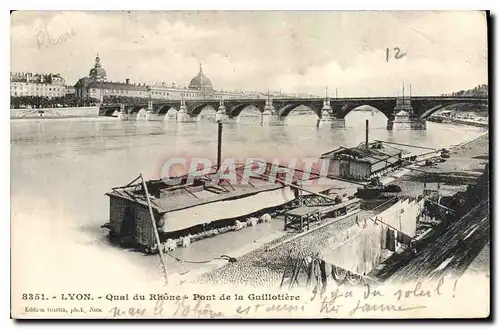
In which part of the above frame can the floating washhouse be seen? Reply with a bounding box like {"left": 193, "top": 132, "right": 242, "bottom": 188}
{"left": 320, "top": 141, "right": 403, "bottom": 182}
{"left": 104, "top": 164, "right": 299, "bottom": 250}
{"left": 103, "top": 120, "right": 363, "bottom": 252}
{"left": 103, "top": 158, "right": 365, "bottom": 251}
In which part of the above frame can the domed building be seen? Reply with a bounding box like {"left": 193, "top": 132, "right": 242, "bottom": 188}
{"left": 74, "top": 58, "right": 264, "bottom": 104}
{"left": 188, "top": 64, "right": 214, "bottom": 93}
{"left": 89, "top": 54, "right": 107, "bottom": 81}
{"left": 74, "top": 54, "right": 149, "bottom": 103}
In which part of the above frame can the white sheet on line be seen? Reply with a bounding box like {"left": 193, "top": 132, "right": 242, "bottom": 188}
{"left": 161, "top": 187, "right": 295, "bottom": 232}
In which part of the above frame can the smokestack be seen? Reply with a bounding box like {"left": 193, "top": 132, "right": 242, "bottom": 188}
{"left": 365, "top": 119, "right": 369, "bottom": 147}
{"left": 217, "top": 122, "right": 222, "bottom": 170}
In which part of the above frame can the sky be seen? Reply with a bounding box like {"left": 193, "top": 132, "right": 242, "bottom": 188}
{"left": 10, "top": 11, "right": 488, "bottom": 97}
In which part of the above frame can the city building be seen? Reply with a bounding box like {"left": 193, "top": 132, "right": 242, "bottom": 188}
{"left": 89, "top": 54, "right": 107, "bottom": 81}
{"left": 148, "top": 64, "right": 236, "bottom": 100}
{"left": 10, "top": 72, "right": 67, "bottom": 98}
{"left": 188, "top": 64, "right": 214, "bottom": 95}
{"left": 75, "top": 54, "right": 150, "bottom": 101}
{"left": 65, "top": 85, "right": 76, "bottom": 96}
{"left": 75, "top": 78, "right": 150, "bottom": 102}
{"left": 74, "top": 54, "right": 318, "bottom": 103}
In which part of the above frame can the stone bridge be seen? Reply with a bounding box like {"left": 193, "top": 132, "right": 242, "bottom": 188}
{"left": 98, "top": 95, "right": 488, "bottom": 129}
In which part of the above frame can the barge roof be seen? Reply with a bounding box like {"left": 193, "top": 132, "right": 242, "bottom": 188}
{"left": 286, "top": 205, "right": 325, "bottom": 217}
{"left": 106, "top": 176, "right": 361, "bottom": 214}
{"left": 285, "top": 198, "right": 362, "bottom": 217}
{"left": 320, "top": 144, "right": 403, "bottom": 165}
{"left": 106, "top": 182, "right": 286, "bottom": 214}
{"left": 298, "top": 177, "right": 360, "bottom": 195}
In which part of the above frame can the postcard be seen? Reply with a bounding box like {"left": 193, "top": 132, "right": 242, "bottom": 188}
{"left": 10, "top": 10, "right": 490, "bottom": 319}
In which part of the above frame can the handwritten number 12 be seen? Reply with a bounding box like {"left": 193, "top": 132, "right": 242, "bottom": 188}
{"left": 386, "top": 47, "right": 407, "bottom": 62}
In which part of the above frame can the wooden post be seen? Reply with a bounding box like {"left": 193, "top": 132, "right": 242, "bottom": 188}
{"left": 365, "top": 119, "right": 369, "bottom": 147}
{"left": 217, "top": 122, "right": 222, "bottom": 170}
{"left": 140, "top": 174, "right": 169, "bottom": 285}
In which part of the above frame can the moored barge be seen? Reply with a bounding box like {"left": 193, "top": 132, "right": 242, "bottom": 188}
{"left": 102, "top": 159, "right": 365, "bottom": 253}
{"left": 104, "top": 164, "right": 297, "bottom": 251}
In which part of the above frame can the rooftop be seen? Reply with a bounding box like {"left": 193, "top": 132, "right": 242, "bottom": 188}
{"left": 320, "top": 143, "right": 403, "bottom": 165}
{"left": 106, "top": 161, "right": 362, "bottom": 215}
{"left": 87, "top": 81, "right": 149, "bottom": 91}
{"left": 106, "top": 181, "right": 284, "bottom": 215}
{"left": 188, "top": 64, "right": 214, "bottom": 91}
{"left": 74, "top": 77, "right": 150, "bottom": 91}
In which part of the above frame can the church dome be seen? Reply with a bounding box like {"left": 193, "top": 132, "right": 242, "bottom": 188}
{"left": 188, "top": 64, "right": 213, "bottom": 91}
{"left": 89, "top": 54, "right": 107, "bottom": 80}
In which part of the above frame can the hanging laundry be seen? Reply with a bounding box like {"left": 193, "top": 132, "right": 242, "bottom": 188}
{"left": 397, "top": 231, "right": 412, "bottom": 246}
{"left": 346, "top": 272, "right": 362, "bottom": 286}
{"left": 333, "top": 266, "right": 347, "bottom": 283}
{"left": 380, "top": 226, "right": 387, "bottom": 249}
{"left": 311, "top": 259, "right": 323, "bottom": 287}
{"left": 319, "top": 260, "right": 328, "bottom": 287}
{"left": 386, "top": 229, "right": 396, "bottom": 251}
{"left": 394, "top": 230, "right": 400, "bottom": 250}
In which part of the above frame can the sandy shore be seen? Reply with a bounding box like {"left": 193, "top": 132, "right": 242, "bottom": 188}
{"left": 371, "top": 132, "right": 489, "bottom": 281}
{"left": 388, "top": 131, "right": 489, "bottom": 197}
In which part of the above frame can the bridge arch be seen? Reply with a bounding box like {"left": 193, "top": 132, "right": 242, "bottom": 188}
{"left": 102, "top": 106, "right": 120, "bottom": 116}
{"left": 418, "top": 102, "right": 489, "bottom": 120}
{"left": 336, "top": 101, "right": 395, "bottom": 120}
{"left": 129, "top": 105, "right": 145, "bottom": 114}
{"left": 419, "top": 105, "right": 445, "bottom": 120}
{"left": 278, "top": 103, "right": 322, "bottom": 119}
{"left": 343, "top": 105, "right": 392, "bottom": 128}
{"left": 189, "top": 103, "right": 215, "bottom": 117}
{"left": 198, "top": 105, "right": 217, "bottom": 121}
{"left": 158, "top": 105, "right": 177, "bottom": 116}
{"left": 190, "top": 104, "right": 217, "bottom": 117}
{"left": 228, "top": 104, "right": 263, "bottom": 118}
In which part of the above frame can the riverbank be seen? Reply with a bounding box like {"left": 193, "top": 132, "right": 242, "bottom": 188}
{"left": 195, "top": 210, "right": 364, "bottom": 287}
{"left": 428, "top": 116, "right": 488, "bottom": 128}
{"left": 383, "top": 194, "right": 489, "bottom": 283}
{"left": 371, "top": 132, "right": 489, "bottom": 282}
{"left": 10, "top": 106, "right": 99, "bottom": 119}
{"left": 183, "top": 132, "right": 490, "bottom": 287}
{"left": 385, "top": 131, "right": 488, "bottom": 198}
{"left": 11, "top": 118, "right": 488, "bottom": 309}
{"left": 11, "top": 116, "right": 116, "bottom": 123}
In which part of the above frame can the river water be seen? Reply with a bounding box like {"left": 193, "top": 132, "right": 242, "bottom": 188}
{"left": 11, "top": 110, "right": 486, "bottom": 292}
